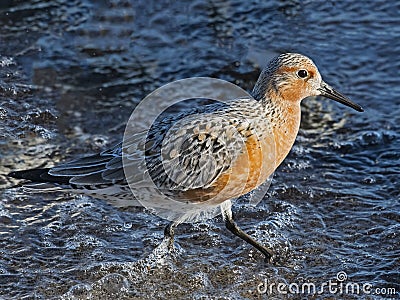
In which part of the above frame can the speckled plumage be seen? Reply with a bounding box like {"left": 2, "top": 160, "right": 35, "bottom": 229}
{"left": 37, "top": 98, "right": 275, "bottom": 209}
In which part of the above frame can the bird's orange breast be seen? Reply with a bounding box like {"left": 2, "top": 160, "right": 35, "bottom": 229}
{"left": 180, "top": 104, "right": 301, "bottom": 205}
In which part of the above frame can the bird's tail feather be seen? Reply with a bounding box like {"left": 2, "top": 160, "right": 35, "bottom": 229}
{"left": 8, "top": 168, "right": 71, "bottom": 185}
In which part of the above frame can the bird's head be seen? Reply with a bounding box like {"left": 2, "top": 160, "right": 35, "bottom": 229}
{"left": 253, "top": 53, "right": 363, "bottom": 112}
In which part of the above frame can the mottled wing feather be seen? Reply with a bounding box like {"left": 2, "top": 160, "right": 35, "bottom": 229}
{"left": 137, "top": 100, "right": 256, "bottom": 192}
{"left": 144, "top": 116, "right": 236, "bottom": 191}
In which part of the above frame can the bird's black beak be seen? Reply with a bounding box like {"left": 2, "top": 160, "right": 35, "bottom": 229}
{"left": 318, "top": 81, "right": 364, "bottom": 112}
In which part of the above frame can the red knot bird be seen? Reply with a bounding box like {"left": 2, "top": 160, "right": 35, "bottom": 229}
{"left": 9, "top": 53, "right": 363, "bottom": 261}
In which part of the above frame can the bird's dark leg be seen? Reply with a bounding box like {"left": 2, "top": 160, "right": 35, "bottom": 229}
{"left": 222, "top": 201, "right": 273, "bottom": 261}
{"left": 164, "top": 221, "right": 177, "bottom": 251}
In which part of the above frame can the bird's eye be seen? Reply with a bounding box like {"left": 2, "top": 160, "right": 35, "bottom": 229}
{"left": 297, "top": 69, "right": 308, "bottom": 78}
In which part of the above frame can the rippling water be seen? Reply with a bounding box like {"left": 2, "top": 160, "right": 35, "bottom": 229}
{"left": 0, "top": 1, "right": 399, "bottom": 299}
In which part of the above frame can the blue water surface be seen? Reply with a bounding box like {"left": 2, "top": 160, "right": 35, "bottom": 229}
{"left": 0, "top": 1, "right": 399, "bottom": 299}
